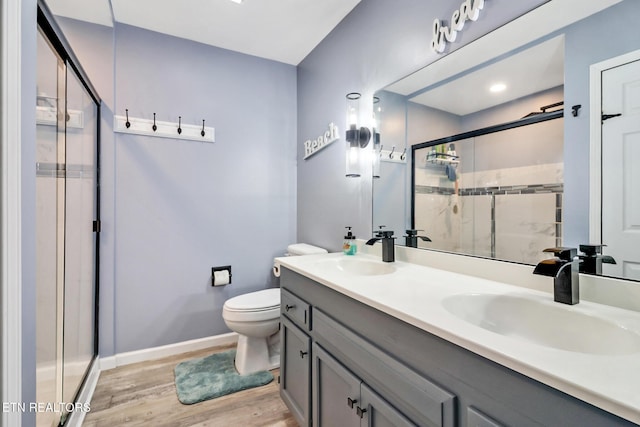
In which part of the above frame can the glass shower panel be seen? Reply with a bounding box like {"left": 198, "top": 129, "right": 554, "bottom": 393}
{"left": 62, "top": 68, "right": 97, "bottom": 405}
{"left": 36, "top": 21, "right": 99, "bottom": 425}
{"left": 414, "top": 140, "right": 469, "bottom": 253}
{"left": 412, "top": 117, "right": 563, "bottom": 264}
{"left": 35, "top": 29, "right": 64, "bottom": 427}
{"left": 473, "top": 120, "right": 563, "bottom": 265}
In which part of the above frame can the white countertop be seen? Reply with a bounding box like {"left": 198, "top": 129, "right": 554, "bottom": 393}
{"left": 276, "top": 252, "right": 640, "bottom": 424}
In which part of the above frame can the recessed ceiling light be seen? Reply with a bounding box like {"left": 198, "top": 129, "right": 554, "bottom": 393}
{"left": 489, "top": 83, "right": 507, "bottom": 93}
{"left": 229, "top": 0, "right": 243, "bottom": 4}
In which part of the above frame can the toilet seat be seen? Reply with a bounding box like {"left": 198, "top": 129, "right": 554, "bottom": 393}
{"left": 224, "top": 288, "right": 280, "bottom": 311}
{"left": 223, "top": 289, "right": 280, "bottom": 322}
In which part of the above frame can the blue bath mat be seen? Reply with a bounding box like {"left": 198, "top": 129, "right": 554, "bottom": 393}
{"left": 174, "top": 349, "right": 273, "bottom": 404}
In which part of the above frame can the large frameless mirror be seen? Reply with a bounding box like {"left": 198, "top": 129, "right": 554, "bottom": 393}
{"left": 373, "top": 0, "right": 640, "bottom": 281}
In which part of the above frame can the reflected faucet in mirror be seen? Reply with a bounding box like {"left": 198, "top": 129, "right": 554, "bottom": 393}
{"left": 579, "top": 244, "right": 616, "bottom": 275}
{"left": 366, "top": 226, "right": 396, "bottom": 263}
{"left": 404, "top": 229, "right": 431, "bottom": 248}
{"left": 533, "top": 247, "right": 579, "bottom": 305}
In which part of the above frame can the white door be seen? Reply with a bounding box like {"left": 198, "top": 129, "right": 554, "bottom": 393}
{"left": 601, "top": 59, "right": 640, "bottom": 280}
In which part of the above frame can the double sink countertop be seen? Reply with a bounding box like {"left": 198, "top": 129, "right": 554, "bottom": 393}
{"left": 275, "top": 252, "right": 640, "bottom": 424}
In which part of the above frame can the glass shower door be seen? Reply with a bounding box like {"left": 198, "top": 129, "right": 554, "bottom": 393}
{"left": 62, "top": 65, "right": 98, "bottom": 407}
{"left": 36, "top": 21, "right": 99, "bottom": 426}
{"left": 35, "top": 28, "right": 65, "bottom": 427}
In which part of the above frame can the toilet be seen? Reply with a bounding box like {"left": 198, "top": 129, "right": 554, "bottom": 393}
{"left": 222, "top": 243, "right": 327, "bottom": 375}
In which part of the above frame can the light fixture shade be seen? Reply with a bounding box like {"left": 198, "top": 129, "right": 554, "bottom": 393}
{"left": 346, "top": 139, "right": 361, "bottom": 177}
{"left": 346, "top": 92, "right": 362, "bottom": 177}
{"left": 345, "top": 92, "right": 372, "bottom": 178}
{"left": 372, "top": 96, "right": 381, "bottom": 179}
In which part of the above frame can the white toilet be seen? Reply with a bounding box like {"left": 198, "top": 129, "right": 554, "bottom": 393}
{"left": 222, "top": 243, "right": 327, "bottom": 375}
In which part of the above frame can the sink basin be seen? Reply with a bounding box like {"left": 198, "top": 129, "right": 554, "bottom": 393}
{"left": 442, "top": 293, "right": 640, "bottom": 355}
{"left": 318, "top": 257, "right": 397, "bottom": 276}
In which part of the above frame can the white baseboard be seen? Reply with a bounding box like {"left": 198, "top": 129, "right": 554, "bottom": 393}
{"left": 65, "top": 358, "right": 100, "bottom": 427}
{"left": 99, "top": 332, "right": 238, "bottom": 371}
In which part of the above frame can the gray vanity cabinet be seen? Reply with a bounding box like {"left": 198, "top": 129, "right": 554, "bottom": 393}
{"left": 281, "top": 272, "right": 455, "bottom": 427}
{"left": 280, "top": 266, "right": 639, "bottom": 427}
{"left": 313, "top": 342, "right": 416, "bottom": 427}
{"left": 280, "top": 290, "right": 312, "bottom": 426}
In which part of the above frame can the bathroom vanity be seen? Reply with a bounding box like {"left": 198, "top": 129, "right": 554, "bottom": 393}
{"left": 277, "top": 253, "right": 640, "bottom": 427}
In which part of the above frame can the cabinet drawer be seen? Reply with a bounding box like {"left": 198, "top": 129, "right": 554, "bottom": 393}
{"left": 281, "top": 288, "right": 311, "bottom": 331}
{"left": 313, "top": 309, "right": 456, "bottom": 427}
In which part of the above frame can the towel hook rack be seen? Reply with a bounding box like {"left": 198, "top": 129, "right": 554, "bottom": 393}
{"left": 152, "top": 113, "right": 157, "bottom": 132}
{"left": 177, "top": 116, "right": 182, "bottom": 135}
{"left": 201, "top": 120, "right": 206, "bottom": 137}
{"left": 125, "top": 109, "right": 131, "bottom": 128}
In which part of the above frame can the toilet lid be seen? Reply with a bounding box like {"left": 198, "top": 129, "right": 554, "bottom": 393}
{"left": 224, "top": 288, "right": 280, "bottom": 311}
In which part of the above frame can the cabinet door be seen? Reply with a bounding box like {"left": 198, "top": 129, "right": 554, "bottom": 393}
{"left": 359, "top": 383, "right": 417, "bottom": 427}
{"left": 312, "top": 343, "right": 361, "bottom": 427}
{"left": 280, "top": 316, "right": 311, "bottom": 426}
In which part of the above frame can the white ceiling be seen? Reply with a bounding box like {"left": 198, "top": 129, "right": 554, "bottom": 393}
{"left": 410, "top": 36, "right": 565, "bottom": 116}
{"left": 386, "top": 0, "right": 622, "bottom": 116}
{"left": 47, "top": 0, "right": 362, "bottom": 65}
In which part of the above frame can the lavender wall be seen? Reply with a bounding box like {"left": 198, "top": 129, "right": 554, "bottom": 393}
{"left": 562, "top": 1, "right": 640, "bottom": 246}
{"left": 112, "top": 24, "right": 297, "bottom": 353}
{"left": 296, "top": 0, "right": 547, "bottom": 251}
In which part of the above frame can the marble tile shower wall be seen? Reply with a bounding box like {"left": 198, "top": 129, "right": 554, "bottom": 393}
{"left": 414, "top": 162, "right": 563, "bottom": 265}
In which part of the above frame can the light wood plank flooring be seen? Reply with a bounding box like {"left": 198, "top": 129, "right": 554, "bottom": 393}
{"left": 83, "top": 344, "right": 297, "bottom": 427}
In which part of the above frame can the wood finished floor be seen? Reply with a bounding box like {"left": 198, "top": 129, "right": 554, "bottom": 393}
{"left": 83, "top": 344, "right": 297, "bottom": 427}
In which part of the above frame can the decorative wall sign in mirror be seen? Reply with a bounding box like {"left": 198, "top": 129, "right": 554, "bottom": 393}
{"left": 373, "top": 0, "right": 640, "bottom": 281}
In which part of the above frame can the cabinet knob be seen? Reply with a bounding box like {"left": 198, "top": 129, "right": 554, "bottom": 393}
{"left": 285, "top": 304, "right": 295, "bottom": 311}
{"left": 356, "top": 406, "right": 367, "bottom": 418}
{"left": 299, "top": 350, "right": 308, "bottom": 358}
{"left": 347, "top": 397, "right": 357, "bottom": 408}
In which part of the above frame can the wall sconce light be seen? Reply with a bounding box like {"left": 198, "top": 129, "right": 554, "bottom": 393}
{"left": 345, "top": 92, "right": 371, "bottom": 177}
{"left": 372, "top": 96, "right": 381, "bottom": 179}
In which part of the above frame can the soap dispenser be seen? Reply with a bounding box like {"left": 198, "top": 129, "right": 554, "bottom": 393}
{"left": 343, "top": 226, "right": 357, "bottom": 255}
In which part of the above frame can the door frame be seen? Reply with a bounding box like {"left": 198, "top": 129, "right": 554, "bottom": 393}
{"left": 589, "top": 49, "right": 640, "bottom": 243}
{"left": 1, "top": 0, "right": 25, "bottom": 425}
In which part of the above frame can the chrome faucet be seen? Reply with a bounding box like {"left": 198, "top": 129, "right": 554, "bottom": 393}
{"left": 533, "top": 247, "right": 579, "bottom": 305}
{"left": 366, "top": 226, "right": 395, "bottom": 262}
{"left": 404, "top": 229, "right": 431, "bottom": 248}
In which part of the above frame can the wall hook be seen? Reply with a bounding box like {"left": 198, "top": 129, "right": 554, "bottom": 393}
{"left": 177, "top": 116, "right": 182, "bottom": 135}
{"left": 152, "top": 113, "right": 157, "bottom": 132}
{"left": 389, "top": 145, "right": 396, "bottom": 159}
{"left": 571, "top": 104, "right": 582, "bottom": 117}
{"left": 400, "top": 147, "right": 406, "bottom": 161}
{"left": 125, "top": 109, "right": 131, "bottom": 128}
{"left": 379, "top": 144, "right": 384, "bottom": 158}
{"left": 201, "top": 120, "right": 206, "bottom": 137}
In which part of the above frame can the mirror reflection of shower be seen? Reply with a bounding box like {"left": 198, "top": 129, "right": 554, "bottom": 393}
{"left": 413, "top": 110, "right": 563, "bottom": 265}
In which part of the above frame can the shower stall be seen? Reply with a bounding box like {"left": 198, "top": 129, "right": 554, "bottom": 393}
{"left": 36, "top": 6, "right": 100, "bottom": 426}
{"left": 412, "top": 111, "right": 563, "bottom": 266}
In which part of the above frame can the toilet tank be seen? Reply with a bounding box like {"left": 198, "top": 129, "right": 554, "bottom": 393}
{"left": 286, "top": 243, "right": 328, "bottom": 256}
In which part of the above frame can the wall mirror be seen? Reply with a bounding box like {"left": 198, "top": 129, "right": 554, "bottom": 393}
{"left": 373, "top": 0, "right": 640, "bottom": 281}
